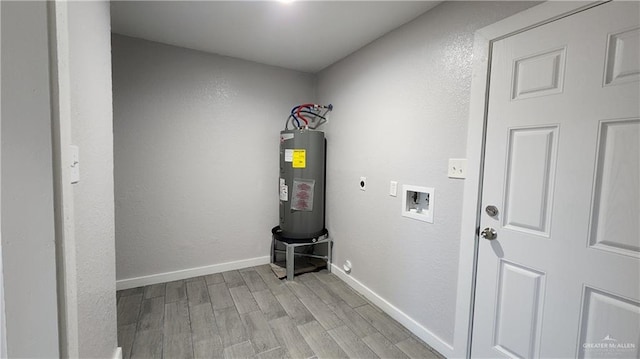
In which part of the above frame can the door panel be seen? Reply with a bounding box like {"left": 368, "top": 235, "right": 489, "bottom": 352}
{"left": 589, "top": 119, "right": 640, "bottom": 258}
{"left": 604, "top": 27, "right": 640, "bottom": 86}
{"left": 503, "top": 125, "right": 558, "bottom": 236}
{"left": 512, "top": 47, "right": 566, "bottom": 100}
{"left": 578, "top": 287, "right": 640, "bottom": 359}
{"left": 493, "top": 260, "right": 546, "bottom": 358}
{"left": 472, "top": 2, "right": 640, "bottom": 358}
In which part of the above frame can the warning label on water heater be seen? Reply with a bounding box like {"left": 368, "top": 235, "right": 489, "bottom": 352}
{"left": 291, "top": 178, "right": 314, "bottom": 211}
{"left": 279, "top": 178, "right": 288, "bottom": 201}
{"left": 292, "top": 149, "right": 306, "bottom": 168}
{"left": 280, "top": 133, "right": 294, "bottom": 142}
{"left": 284, "top": 149, "right": 293, "bottom": 162}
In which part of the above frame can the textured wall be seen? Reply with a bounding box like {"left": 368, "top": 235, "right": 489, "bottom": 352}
{"left": 317, "top": 1, "right": 538, "bottom": 348}
{"left": 0, "top": 1, "right": 60, "bottom": 356}
{"left": 66, "top": 2, "right": 118, "bottom": 357}
{"left": 112, "top": 35, "right": 315, "bottom": 281}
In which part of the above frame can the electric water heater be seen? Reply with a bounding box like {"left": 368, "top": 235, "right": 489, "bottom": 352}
{"left": 278, "top": 129, "right": 326, "bottom": 239}
{"left": 277, "top": 103, "right": 332, "bottom": 240}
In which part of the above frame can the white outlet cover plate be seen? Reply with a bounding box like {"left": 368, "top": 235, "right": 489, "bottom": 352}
{"left": 448, "top": 158, "right": 467, "bottom": 179}
{"left": 389, "top": 181, "right": 398, "bottom": 196}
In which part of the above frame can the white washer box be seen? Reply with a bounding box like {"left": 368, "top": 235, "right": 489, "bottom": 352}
{"left": 401, "top": 185, "right": 434, "bottom": 223}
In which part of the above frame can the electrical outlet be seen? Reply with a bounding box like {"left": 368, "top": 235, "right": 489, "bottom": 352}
{"left": 390, "top": 181, "right": 398, "bottom": 196}
{"left": 360, "top": 177, "right": 366, "bottom": 191}
{"left": 448, "top": 158, "right": 467, "bottom": 179}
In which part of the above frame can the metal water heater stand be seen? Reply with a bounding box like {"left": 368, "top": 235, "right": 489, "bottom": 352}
{"left": 271, "top": 227, "right": 331, "bottom": 281}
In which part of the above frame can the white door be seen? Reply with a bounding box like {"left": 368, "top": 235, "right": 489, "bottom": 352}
{"left": 472, "top": 2, "right": 640, "bottom": 358}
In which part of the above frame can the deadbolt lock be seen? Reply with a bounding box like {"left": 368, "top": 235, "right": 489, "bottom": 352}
{"left": 480, "top": 227, "right": 497, "bottom": 240}
{"left": 485, "top": 205, "right": 499, "bottom": 217}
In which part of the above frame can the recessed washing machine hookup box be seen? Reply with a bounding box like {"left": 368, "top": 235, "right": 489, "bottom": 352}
{"left": 401, "top": 185, "right": 434, "bottom": 223}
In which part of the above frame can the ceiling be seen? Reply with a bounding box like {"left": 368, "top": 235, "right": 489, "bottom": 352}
{"left": 110, "top": 1, "right": 441, "bottom": 73}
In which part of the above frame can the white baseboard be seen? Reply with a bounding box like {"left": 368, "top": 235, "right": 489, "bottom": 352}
{"left": 116, "top": 256, "right": 271, "bottom": 290}
{"left": 331, "top": 263, "right": 455, "bottom": 358}
{"left": 113, "top": 347, "right": 122, "bottom": 359}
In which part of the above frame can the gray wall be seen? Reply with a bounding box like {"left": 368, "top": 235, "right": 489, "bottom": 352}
{"left": 0, "top": 1, "right": 60, "bottom": 357}
{"left": 317, "top": 1, "right": 538, "bottom": 347}
{"left": 112, "top": 35, "right": 316, "bottom": 281}
{"left": 66, "top": 2, "right": 118, "bottom": 357}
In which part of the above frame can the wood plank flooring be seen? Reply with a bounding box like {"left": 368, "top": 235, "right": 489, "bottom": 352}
{"left": 117, "top": 265, "right": 444, "bottom": 359}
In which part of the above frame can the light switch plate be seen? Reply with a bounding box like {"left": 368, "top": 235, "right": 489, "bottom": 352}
{"left": 389, "top": 181, "right": 397, "bottom": 196}
{"left": 448, "top": 158, "right": 467, "bottom": 179}
{"left": 360, "top": 177, "right": 366, "bottom": 191}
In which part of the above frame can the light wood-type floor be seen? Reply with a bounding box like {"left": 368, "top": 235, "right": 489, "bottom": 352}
{"left": 116, "top": 265, "right": 444, "bottom": 359}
